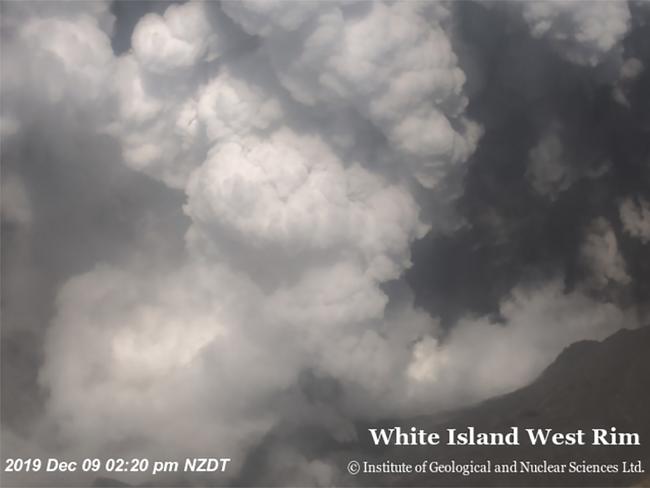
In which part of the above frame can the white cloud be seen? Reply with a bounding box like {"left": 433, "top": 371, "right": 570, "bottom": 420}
{"left": 40, "top": 261, "right": 290, "bottom": 474}
{"left": 221, "top": 0, "right": 327, "bottom": 36}
{"left": 131, "top": 2, "right": 226, "bottom": 75}
{"left": 222, "top": 1, "right": 482, "bottom": 188}
{"left": 406, "top": 280, "right": 629, "bottom": 407}
{"left": 197, "top": 67, "right": 283, "bottom": 143}
{"left": 106, "top": 55, "right": 204, "bottom": 188}
{"left": 0, "top": 0, "right": 115, "bottom": 36}
{"left": 39, "top": 260, "right": 633, "bottom": 484}
{"left": 185, "top": 129, "right": 427, "bottom": 281}
{"left": 38, "top": 258, "right": 439, "bottom": 483}
{"left": 2, "top": 10, "right": 114, "bottom": 109}
{"left": 515, "top": 0, "right": 631, "bottom": 66}
{"left": 9, "top": 3, "right": 441, "bottom": 476}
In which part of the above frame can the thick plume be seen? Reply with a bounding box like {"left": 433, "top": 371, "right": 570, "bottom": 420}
{"left": 222, "top": 1, "right": 482, "bottom": 188}
{"left": 184, "top": 129, "right": 428, "bottom": 282}
{"left": 41, "top": 262, "right": 287, "bottom": 472}
{"left": 1, "top": 4, "right": 114, "bottom": 117}
{"left": 2, "top": 1, "right": 468, "bottom": 481}
{"left": 1, "top": 1, "right": 647, "bottom": 485}
{"left": 131, "top": 2, "right": 225, "bottom": 74}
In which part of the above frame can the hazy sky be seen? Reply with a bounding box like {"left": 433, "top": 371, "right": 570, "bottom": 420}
{"left": 1, "top": 1, "right": 649, "bottom": 485}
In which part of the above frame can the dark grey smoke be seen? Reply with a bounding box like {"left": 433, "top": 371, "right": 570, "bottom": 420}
{"left": 407, "top": 1, "right": 650, "bottom": 327}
